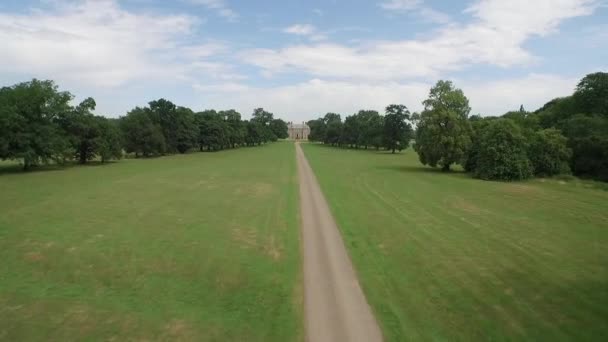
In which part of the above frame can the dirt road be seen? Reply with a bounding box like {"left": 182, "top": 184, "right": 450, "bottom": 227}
{"left": 296, "top": 143, "right": 383, "bottom": 342}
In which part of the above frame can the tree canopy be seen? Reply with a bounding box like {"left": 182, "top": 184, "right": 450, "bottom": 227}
{"left": 414, "top": 80, "right": 472, "bottom": 171}
{"left": 0, "top": 79, "right": 290, "bottom": 170}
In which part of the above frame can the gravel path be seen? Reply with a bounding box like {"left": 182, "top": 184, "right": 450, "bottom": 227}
{"left": 296, "top": 142, "right": 383, "bottom": 342}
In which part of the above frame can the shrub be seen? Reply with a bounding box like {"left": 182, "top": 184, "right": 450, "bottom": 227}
{"left": 528, "top": 128, "right": 572, "bottom": 177}
{"left": 474, "top": 119, "right": 533, "bottom": 181}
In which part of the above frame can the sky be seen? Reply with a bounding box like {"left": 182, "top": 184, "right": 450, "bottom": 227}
{"left": 0, "top": 0, "right": 606, "bottom": 121}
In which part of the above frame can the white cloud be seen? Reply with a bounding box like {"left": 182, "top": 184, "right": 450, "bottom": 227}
{"left": 283, "top": 24, "right": 328, "bottom": 42}
{"left": 462, "top": 74, "right": 577, "bottom": 115}
{"left": 380, "top": 0, "right": 450, "bottom": 23}
{"left": 247, "top": 0, "right": 598, "bottom": 82}
{"left": 380, "top": 0, "right": 422, "bottom": 11}
{"left": 188, "top": 0, "right": 238, "bottom": 22}
{"left": 284, "top": 24, "right": 316, "bottom": 36}
{"left": 0, "top": 0, "right": 232, "bottom": 87}
{"left": 194, "top": 74, "right": 578, "bottom": 120}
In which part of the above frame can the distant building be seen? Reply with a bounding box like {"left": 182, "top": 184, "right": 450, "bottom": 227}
{"left": 288, "top": 122, "right": 310, "bottom": 140}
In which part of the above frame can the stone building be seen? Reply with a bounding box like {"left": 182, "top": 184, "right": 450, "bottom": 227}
{"left": 287, "top": 122, "right": 310, "bottom": 140}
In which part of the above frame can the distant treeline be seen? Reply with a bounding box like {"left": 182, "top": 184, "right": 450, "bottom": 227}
{"left": 0, "top": 80, "right": 288, "bottom": 170}
{"left": 307, "top": 72, "right": 608, "bottom": 182}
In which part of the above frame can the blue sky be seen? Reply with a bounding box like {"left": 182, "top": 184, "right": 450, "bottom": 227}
{"left": 0, "top": 0, "right": 606, "bottom": 121}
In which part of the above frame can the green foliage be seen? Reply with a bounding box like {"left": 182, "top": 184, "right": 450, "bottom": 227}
{"left": 383, "top": 104, "right": 412, "bottom": 153}
{"left": 530, "top": 72, "right": 608, "bottom": 181}
{"left": 474, "top": 119, "right": 533, "bottom": 181}
{"left": 120, "top": 107, "right": 166, "bottom": 157}
{"left": 422, "top": 80, "right": 471, "bottom": 118}
{"left": 0, "top": 79, "right": 73, "bottom": 169}
{"left": 464, "top": 116, "right": 495, "bottom": 172}
{"left": 196, "top": 110, "right": 228, "bottom": 151}
{"left": 415, "top": 80, "right": 472, "bottom": 171}
{"left": 356, "top": 110, "right": 383, "bottom": 149}
{"left": 323, "top": 113, "right": 343, "bottom": 146}
{"left": 270, "top": 118, "right": 289, "bottom": 139}
{"left": 251, "top": 108, "right": 277, "bottom": 142}
{"left": 95, "top": 117, "right": 123, "bottom": 163}
{"left": 340, "top": 115, "right": 360, "bottom": 147}
{"left": 306, "top": 118, "right": 326, "bottom": 142}
{"left": 562, "top": 114, "right": 608, "bottom": 181}
{"left": 573, "top": 72, "right": 608, "bottom": 117}
{"left": 528, "top": 128, "right": 571, "bottom": 177}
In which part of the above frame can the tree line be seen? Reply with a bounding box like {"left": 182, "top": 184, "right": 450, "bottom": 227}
{"left": 0, "top": 79, "right": 289, "bottom": 170}
{"left": 307, "top": 105, "right": 413, "bottom": 153}
{"left": 308, "top": 72, "right": 608, "bottom": 182}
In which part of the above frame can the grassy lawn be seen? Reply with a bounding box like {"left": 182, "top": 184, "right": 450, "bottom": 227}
{"left": 301, "top": 143, "right": 608, "bottom": 341}
{"left": 0, "top": 142, "right": 301, "bottom": 341}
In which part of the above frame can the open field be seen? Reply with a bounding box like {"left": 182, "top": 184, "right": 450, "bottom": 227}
{"left": 301, "top": 143, "right": 608, "bottom": 341}
{"left": 0, "top": 142, "right": 302, "bottom": 341}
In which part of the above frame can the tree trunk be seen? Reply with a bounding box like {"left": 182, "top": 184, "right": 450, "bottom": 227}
{"left": 392, "top": 148, "right": 395, "bottom": 154}
{"left": 442, "top": 164, "right": 451, "bottom": 172}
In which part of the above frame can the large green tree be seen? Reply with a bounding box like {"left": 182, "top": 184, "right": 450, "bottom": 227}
{"left": 414, "top": 80, "right": 472, "bottom": 171}
{"left": 270, "top": 118, "right": 289, "bottom": 139}
{"left": 573, "top": 72, "right": 608, "bottom": 117}
{"left": 0, "top": 79, "right": 72, "bottom": 169}
{"left": 120, "top": 107, "right": 165, "bottom": 157}
{"left": 59, "top": 97, "right": 102, "bottom": 164}
{"left": 174, "top": 106, "right": 198, "bottom": 153}
{"left": 95, "top": 117, "right": 123, "bottom": 163}
{"left": 354, "top": 110, "right": 382, "bottom": 149}
{"left": 322, "top": 113, "right": 342, "bottom": 146}
{"left": 562, "top": 114, "right": 608, "bottom": 181}
{"left": 474, "top": 119, "right": 533, "bottom": 181}
{"left": 251, "top": 108, "right": 276, "bottom": 142}
{"left": 528, "top": 128, "right": 571, "bottom": 177}
{"left": 196, "top": 110, "right": 228, "bottom": 151}
{"left": 307, "top": 118, "right": 326, "bottom": 142}
{"left": 383, "top": 104, "right": 412, "bottom": 153}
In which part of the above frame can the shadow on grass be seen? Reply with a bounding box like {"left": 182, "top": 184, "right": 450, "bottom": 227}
{"left": 307, "top": 142, "right": 410, "bottom": 155}
{"left": 0, "top": 160, "right": 119, "bottom": 176}
{"left": 377, "top": 164, "right": 470, "bottom": 178}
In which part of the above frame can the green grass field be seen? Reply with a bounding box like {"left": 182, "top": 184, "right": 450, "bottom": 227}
{"left": 0, "top": 142, "right": 302, "bottom": 341}
{"left": 301, "top": 143, "right": 608, "bottom": 341}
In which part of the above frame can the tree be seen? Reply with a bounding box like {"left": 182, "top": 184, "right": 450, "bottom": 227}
{"left": 341, "top": 115, "right": 360, "bottom": 148}
{"left": 96, "top": 117, "right": 123, "bottom": 163}
{"left": 307, "top": 118, "right": 326, "bottom": 142}
{"left": 59, "top": 97, "right": 101, "bottom": 164}
{"left": 0, "top": 79, "right": 72, "bottom": 169}
{"left": 474, "top": 119, "right": 533, "bottom": 181}
{"left": 414, "top": 81, "right": 472, "bottom": 171}
{"left": 562, "top": 114, "right": 608, "bottom": 181}
{"left": 323, "top": 113, "right": 343, "bottom": 146}
{"left": 573, "top": 72, "right": 608, "bottom": 117}
{"left": 270, "top": 118, "right": 289, "bottom": 139}
{"left": 174, "top": 107, "right": 198, "bottom": 153}
{"left": 222, "top": 110, "right": 246, "bottom": 148}
{"left": 149, "top": 98, "right": 185, "bottom": 153}
{"left": 355, "top": 110, "right": 382, "bottom": 149}
{"left": 245, "top": 120, "right": 264, "bottom": 146}
{"left": 196, "top": 110, "right": 228, "bottom": 151}
{"left": 464, "top": 116, "right": 495, "bottom": 173}
{"left": 120, "top": 107, "right": 165, "bottom": 157}
{"left": 251, "top": 108, "right": 275, "bottom": 142}
{"left": 383, "top": 104, "right": 412, "bottom": 153}
{"left": 528, "top": 128, "right": 571, "bottom": 177}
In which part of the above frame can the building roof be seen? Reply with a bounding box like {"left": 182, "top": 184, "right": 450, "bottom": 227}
{"left": 289, "top": 123, "right": 309, "bottom": 129}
